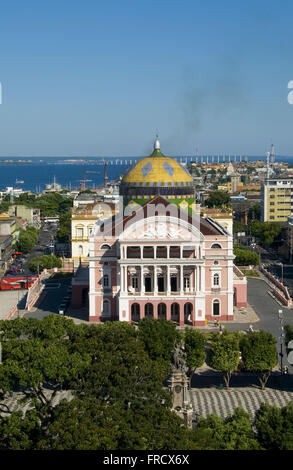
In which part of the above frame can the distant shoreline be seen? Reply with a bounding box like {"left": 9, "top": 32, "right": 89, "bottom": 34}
{"left": 0, "top": 155, "right": 293, "bottom": 165}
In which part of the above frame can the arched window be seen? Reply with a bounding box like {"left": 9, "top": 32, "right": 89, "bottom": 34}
{"left": 145, "top": 303, "right": 153, "bottom": 318}
{"left": 213, "top": 273, "right": 220, "bottom": 286}
{"left": 213, "top": 299, "right": 220, "bottom": 316}
{"left": 171, "top": 302, "right": 180, "bottom": 321}
{"left": 100, "top": 244, "right": 111, "bottom": 250}
{"left": 131, "top": 303, "right": 140, "bottom": 320}
{"left": 158, "top": 303, "right": 166, "bottom": 319}
{"left": 78, "top": 245, "right": 83, "bottom": 255}
{"left": 103, "top": 299, "right": 111, "bottom": 317}
{"left": 211, "top": 243, "right": 222, "bottom": 249}
{"left": 184, "top": 303, "right": 193, "bottom": 324}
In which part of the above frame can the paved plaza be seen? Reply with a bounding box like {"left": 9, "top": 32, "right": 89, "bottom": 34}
{"left": 190, "top": 386, "right": 293, "bottom": 420}
{"left": 0, "top": 390, "right": 74, "bottom": 417}
{"left": 2, "top": 371, "right": 293, "bottom": 421}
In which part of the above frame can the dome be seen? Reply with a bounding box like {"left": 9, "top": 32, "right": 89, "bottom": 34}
{"left": 120, "top": 137, "right": 195, "bottom": 204}
{"left": 121, "top": 138, "right": 193, "bottom": 186}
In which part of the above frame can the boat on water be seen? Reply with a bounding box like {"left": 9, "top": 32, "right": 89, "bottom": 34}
{"left": 15, "top": 179, "right": 24, "bottom": 184}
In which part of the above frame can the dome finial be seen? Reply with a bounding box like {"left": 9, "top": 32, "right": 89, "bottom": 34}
{"left": 154, "top": 134, "right": 160, "bottom": 151}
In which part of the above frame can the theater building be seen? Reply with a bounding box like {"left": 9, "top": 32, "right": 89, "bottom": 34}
{"left": 72, "top": 137, "right": 247, "bottom": 324}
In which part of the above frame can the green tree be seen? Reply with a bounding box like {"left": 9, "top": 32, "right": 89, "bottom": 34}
{"left": 249, "top": 219, "right": 263, "bottom": 237}
{"left": 39, "top": 398, "right": 194, "bottom": 450}
{"left": 233, "top": 247, "right": 259, "bottom": 266}
{"left": 57, "top": 211, "right": 71, "bottom": 243}
{"left": 233, "top": 220, "right": 245, "bottom": 234}
{"left": 0, "top": 316, "right": 90, "bottom": 433}
{"left": 248, "top": 203, "right": 261, "bottom": 221}
{"left": 254, "top": 402, "right": 293, "bottom": 450}
{"left": 260, "top": 222, "right": 281, "bottom": 246}
{"left": 15, "top": 227, "right": 39, "bottom": 253}
{"left": 205, "top": 191, "right": 231, "bottom": 209}
{"left": 209, "top": 331, "right": 240, "bottom": 389}
{"left": 240, "top": 331, "right": 278, "bottom": 390}
{"left": 184, "top": 328, "right": 206, "bottom": 387}
{"left": 0, "top": 409, "right": 40, "bottom": 450}
{"left": 137, "top": 318, "right": 180, "bottom": 374}
{"left": 29, "top": 254, "right": 62, "bottom": 273}
{"left": 284, "top": 324, "right": 293, "bottom": 345}
{"left": 193, "top": 407, "right": 260, "bottom": 450}
{"left": 68, "top": 322, "right": 171, "bottom": 410}
{"left": 249, "top": 220, "right": 281, "bottom": 247}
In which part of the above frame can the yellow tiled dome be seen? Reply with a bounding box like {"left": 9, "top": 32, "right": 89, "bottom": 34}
{"left": 122, "top": 140, "right": 193, "bottom": 185}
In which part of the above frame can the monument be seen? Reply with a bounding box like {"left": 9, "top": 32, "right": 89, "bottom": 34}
{"left": 167, "top": 343, "right": 194, "bottom": 428}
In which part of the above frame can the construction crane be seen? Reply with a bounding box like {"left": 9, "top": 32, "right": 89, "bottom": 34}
{"left": 76, "top": 168, "right": 100, "bottom": 190}
{"left": 76, "top": 169, "right": 92, "bottom": 190}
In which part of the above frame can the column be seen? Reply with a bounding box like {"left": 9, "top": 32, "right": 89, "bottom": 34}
{"left": 120, "top": 265, "right": 124, "bottom": 292}
{"left": 166, "top": 302, "right": 171, "bottom": 321}
{"left": 200, "top": 266, "right": 205, "bottom": 292}
{"left": 196, "top": 266, "right": 200, "bottom": 292}
{"left": 194, "top": 266, "right": 197, "bottom": 293}
{"left": 167, "top": 264, "right": 171, "bottom": 295}
{"left": 125, "top": 266, "right": 128, "bottom": 293}
{"left": 179, "top": 304, "right": 184, "bottom": 327}
{"left": 180, "top": 265, "right": 184, "bottom": 294}
{"left": 154, "top": 264, "right": 158, "bottom": 295}
{"left": 141, "top": 265, "right": 144, "bottom": 295}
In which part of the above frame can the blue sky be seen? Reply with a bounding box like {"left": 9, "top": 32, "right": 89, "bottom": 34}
{"left": 0, "top": 0, "right": 293, "bottom": 157}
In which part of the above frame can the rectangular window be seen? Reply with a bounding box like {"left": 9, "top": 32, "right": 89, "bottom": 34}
{"left": 103, "top": 274, "right": 109, "bottom": 287}
{"left": 184, "top": 277, "right": 190, "bottom": 289}
{"left": 213, "top": 273, "right": 220, "bottom": 286}
{"left": 132, "top": 277, "right": 138, "bottom": 289}
{"left": 77, "top": 228, "right": 83, "bottom": 237}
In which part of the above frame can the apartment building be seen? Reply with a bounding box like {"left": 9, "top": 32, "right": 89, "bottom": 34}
{"left": 261, "top": 178, "right": 293, "bottom": 222}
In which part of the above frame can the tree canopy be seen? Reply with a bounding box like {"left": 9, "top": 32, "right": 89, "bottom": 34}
{"left": 137, "top": 318, "right": 181, "bottom": 375}
{"left": 184, "top": 328, "right": 206, "bottom": 386}
{"left": 234, "top": 246, "right": 259, "bottom": 266}
{"left": 205, "top": 191, "right": 231, "bottom": 209}
{"left": 240, "top": 330, "right": 278, "bottom": 390}
{"left": 209, "top": 331, "right": 240, "bottom": 388}
{"left": 15, "top": 226, "right": 39, "bottom": 253}
{"left": 0, "top": 316, "right": 290, "bottom": 450}
{"left": 29, "top": 254, "right": 62, "bottom": 272}
{"left": 254, "top": 402, "right": 293, "bottom": 450}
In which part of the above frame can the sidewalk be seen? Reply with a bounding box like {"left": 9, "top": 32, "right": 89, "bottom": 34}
{"left": 0, "top": 289, "right": 27, "bottom": 320}
{"left": 191, "top": 302, "right": 259, "bottom": 331}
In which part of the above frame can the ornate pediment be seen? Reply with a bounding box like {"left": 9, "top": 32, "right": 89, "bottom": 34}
{"left": 120, "top": 220, "right": 200, "bottom": 242}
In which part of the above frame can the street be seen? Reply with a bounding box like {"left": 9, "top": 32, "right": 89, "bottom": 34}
{"left": 24, "top": 275, "right": 72, "bottom": 320}
{"left": 22, "top": 223, "right": 57, "bottom": 275}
